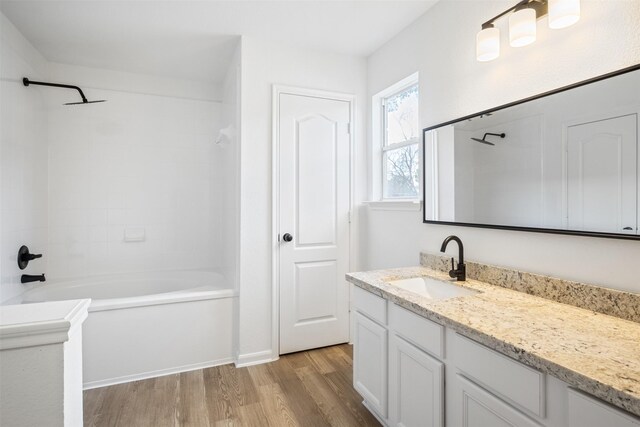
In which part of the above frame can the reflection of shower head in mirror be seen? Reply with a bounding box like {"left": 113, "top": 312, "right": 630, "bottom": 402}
{"left": 64, "top": 100, "right": 107, "bottom": 105}
{"left": 471, "top": 132, "right": 505, "bottom": 145}
{"left": 471, "top": 137, "right": 495, "bottom": 145}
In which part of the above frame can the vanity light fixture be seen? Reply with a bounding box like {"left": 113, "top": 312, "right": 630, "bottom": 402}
{"left": 548, "top": 0, "right": 580, "bottom": 29}
{"left": 476, "top": 24, "right": 501, "bottom": 62}
{"left": 509, "top": 6, "right": 537, "bottom": 47}
{"left": 476, "top": 0, "right": 580, "bottom": 62}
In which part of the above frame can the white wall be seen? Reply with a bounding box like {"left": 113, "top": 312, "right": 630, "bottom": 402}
{"left": 365, "top": 0, "right": 640, "bottom": 293}
{"left": 218, "top": 42, "right": 241, "bottom": 291}
{"left": 44, "top": 64, "right": 224, "bottom": 280}
{"left": 237, "top": 36, "right": 367, "bottom": 361}
{"left": 0, "top": 12, "right": 49, "bottom": 302}
{"left": 219, "top": 42, "right": 242, "bottom": 359}
{"left": 47, "top": 62, "right": 222, "bottom": 102}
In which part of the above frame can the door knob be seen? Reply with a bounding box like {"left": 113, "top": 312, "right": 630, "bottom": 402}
{"left": 623, "top": 227, "right": 633, "bottom": 230}
{"left": 282, "top": 233, "right": 293, "bottom": 242}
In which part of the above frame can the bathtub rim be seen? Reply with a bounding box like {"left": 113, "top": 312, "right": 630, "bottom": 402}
{"left": 5, "top": 270, "right": 237, "bottom": 312}
{"left": 88, "top": 287, "right": 237, "bottom": 312}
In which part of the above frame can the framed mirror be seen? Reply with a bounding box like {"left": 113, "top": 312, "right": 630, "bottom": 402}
{"left": 422, "top": 64, "right": 640, "bottom": 240}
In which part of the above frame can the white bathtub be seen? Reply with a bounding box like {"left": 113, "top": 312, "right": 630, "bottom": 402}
{"left": 10, "top": 271, "right": 236, "bottom": 389}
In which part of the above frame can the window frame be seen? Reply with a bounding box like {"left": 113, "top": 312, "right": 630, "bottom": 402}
{"left": 380, "top": 82, "right": 421, "bottom": 200}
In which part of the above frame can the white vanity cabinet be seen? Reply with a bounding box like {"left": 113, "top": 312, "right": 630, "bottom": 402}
{"left": 351, "top": 285, "right": 640, "bottom": 427}
{"left": 353, "top": 287, "right": 445, "bottom": 426}
{"left": 388, "top": 333, "right": 444, "bottom": 427}
{"left": 452, "top": 374, "right": 543, "bottom": 427}
{"left": 388, "top": 303, "right": 445, "bottom": 427}
{"left": 354, "top": 311, "right": 388, "bottom": 419}
{"left": 451, "top": 333, "right": 546, "bottom": 419}
{"left": 353, "top": 286, "right": 389, "bottom": 421}
{"left": 567, "top": 389, "right": 640, "bottom": 427}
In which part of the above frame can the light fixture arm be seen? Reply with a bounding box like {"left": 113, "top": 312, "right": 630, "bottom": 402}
{"left": 481, "top": 0, "right": 548, "bottom": 29}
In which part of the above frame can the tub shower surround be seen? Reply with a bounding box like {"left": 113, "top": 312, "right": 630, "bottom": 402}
{"left": 45, "top": 87, "right": 224, "bottom": 281}
{"left": 346, "top": 256, "right": 640, "bottom": 417}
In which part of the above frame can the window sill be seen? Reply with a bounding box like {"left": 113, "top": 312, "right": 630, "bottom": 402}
{"left": 364, "top": 200, "right": 422, "bottom": 211}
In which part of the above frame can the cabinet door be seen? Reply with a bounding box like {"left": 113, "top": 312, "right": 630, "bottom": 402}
{"left": 454, "top": 375, "right": 542, "bottom": 427}
{"left": 388, "top": 334, "right": 443, "bottom": 427}
{"left": 353, "top": 311, "right": 387, "bottom": 418}
{"left": 568, "top": 389, "right": 640, "bottom": 427}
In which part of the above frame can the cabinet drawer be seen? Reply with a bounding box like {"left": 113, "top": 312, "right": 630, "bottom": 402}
{"left": 453, "top": 333, "right": 545, "bottom": 418}
{"left": 389, "top": 303, "right": 443, "bottom": 359}
{"left": 353, "top": 286, "right": 387, "bottom": 325}
{"left": 568, "top": 389, "right": 640, "bottom": 427}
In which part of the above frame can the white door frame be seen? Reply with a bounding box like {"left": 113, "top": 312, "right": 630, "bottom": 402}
{"left": 271, "top": 85, "right": 356, "bottom": 358}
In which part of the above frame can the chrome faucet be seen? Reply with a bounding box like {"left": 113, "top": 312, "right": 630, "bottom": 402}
{"left": 440, "top": 235, "right": 465, "bottom": 281}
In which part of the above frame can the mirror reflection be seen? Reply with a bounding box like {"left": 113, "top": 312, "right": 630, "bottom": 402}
{"left": 423, "top": 67, "right": 640, "bottom": 236}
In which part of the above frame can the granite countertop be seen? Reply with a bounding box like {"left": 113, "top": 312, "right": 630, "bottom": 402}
{"left": 346, "top": 266, "right": 640, "bottom": 417}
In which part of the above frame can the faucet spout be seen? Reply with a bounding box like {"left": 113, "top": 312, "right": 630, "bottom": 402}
{"left": 440, "top": 235, "right": 464, "bottom": 265}
{"left": 21, "top": 274, "right": 46, "bottom": 284}
{"left": 440, "top": 235, "right": 466, "bottom": 281}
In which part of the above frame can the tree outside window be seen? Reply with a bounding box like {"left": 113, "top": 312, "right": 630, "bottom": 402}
{"left": 382, "top": 84, "right": 420, "bottom": 199}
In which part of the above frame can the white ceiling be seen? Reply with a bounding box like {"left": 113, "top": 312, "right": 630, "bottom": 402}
{"left": 0, "top": 0, "right": 438, "bottom": 83}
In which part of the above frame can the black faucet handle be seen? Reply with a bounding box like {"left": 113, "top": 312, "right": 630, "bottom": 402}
{"left": 18, "top": 245, "right": 43, "bottom": 270}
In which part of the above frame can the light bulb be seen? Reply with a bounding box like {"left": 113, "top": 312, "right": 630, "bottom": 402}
{"left": 509, "top": 7, "right": 537, "bottom": 47}
{"left": 549, "top": 0, "right": 580, "bottom": 29}
{"left": 476, "top": 26, "right": 500, "bottom": 62}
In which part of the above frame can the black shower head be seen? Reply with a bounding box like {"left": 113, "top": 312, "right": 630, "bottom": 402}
{"left": 471, "top": 132, "right": 506, "bottom": 145}
{"left": 64, "top": 100, "right": 107, "bottom": 105}
{"left": 471, "top": 138, "right": 495, "bottom": 146}
{"left": 23, "top": 77, "right": 107, "bottom": 105}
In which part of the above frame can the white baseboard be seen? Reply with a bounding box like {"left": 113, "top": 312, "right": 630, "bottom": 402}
{"left": 83, "top": 357, "right": 235, "bottom": 390}
{"left": 235, "top": 349, "right": 277, "bottom": 368}
{"left": 363, "top": 400, "right": 388, "bottom": 426}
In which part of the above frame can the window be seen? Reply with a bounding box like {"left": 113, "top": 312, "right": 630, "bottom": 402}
{"left": 381, "top": 83, "right": 420, "bottom": 199}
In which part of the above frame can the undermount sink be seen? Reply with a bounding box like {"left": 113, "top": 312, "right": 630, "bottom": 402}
{"left": 386, "top": 277, "right": 479, "bottom": 300}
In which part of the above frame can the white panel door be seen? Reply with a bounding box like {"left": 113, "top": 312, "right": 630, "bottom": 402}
{"left": 567, "top": 114, "right": 638, "bottom": 234}
{"left": 278, "top": 91, "right": 351, "bottom": 354}
{"left": 388, "top": 334, "right": 444, "bottom": 427}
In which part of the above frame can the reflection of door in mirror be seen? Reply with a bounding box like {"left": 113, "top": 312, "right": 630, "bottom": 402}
{"left": 567, "top": 114, "right": 638, "bottom": 234}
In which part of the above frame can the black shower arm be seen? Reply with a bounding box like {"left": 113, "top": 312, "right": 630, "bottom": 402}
{"left": 23, "top": 77, "right": 88, "bottom": 103}
{"left": 483, "top": 132, "right": 505, "bottom": 139}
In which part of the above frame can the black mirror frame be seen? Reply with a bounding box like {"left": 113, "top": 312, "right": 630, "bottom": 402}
{"left": 421, "top": 63, "right": 640, "bottom": 241}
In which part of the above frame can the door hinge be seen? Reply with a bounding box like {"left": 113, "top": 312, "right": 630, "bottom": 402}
{"left": 347, "top": 123, "right": 351, "bottom": 134}
{"left": 348, "top": 210, "right": 352, "bottom": 223}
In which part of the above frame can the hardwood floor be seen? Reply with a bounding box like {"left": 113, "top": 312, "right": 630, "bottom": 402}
{"left": 84, "top": 344, "right": 380, "bottom": 427}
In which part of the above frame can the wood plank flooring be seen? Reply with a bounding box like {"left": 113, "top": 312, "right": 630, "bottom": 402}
{"left": 84, "top": 344, "right": 380, "bottom": 427}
